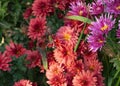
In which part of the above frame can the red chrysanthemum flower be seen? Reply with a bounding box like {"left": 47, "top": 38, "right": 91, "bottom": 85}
{"left": 54, "top": 44, "right": 76, "bottom": 66}
{"left": 76, "top": 41, "right": 97, "bottom": 59}
{"left": 25, "top": 50, "right": 41, "bottom": 68}
{"left": 51, "top": 0, "right": 77, "bottom": 11}
{"left": 56, "top": 26, "right": 78, "bottom": 47}
{"left": 14, "top": 79, "right": 37, "bottom": 86}
{"left": 32, "top": 0, "right": 53, "bottom": 17}
{"left": 0, "top": 52, "right": 12, "bottom": 71}
{"left": 28, "top": 16, "right": 47, "bottom": 40}
{"left": 23, "top": 7, "right": 32, "bottom": 20}
{"left": 72, "top": 70, "right": 97, "bottom": 86}
{"left": 5, "top": 42, "right": 26, "bottom": 58}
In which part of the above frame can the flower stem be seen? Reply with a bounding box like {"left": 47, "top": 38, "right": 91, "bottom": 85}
{"left": 74, "top": 23, "right": 87, "bottom": 52}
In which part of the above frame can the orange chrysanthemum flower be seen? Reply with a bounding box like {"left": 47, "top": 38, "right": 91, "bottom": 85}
{"left": 73, "top": 70, "right": 97, "bottom": 86}
{"left": 14, "top": 79, "right": 37, "bottom": 86}
{"left": 56, "top": 26, "right": 78, "bottom": 47}
{"left": 54, "top": 44, "right": 76, "bottom": 66}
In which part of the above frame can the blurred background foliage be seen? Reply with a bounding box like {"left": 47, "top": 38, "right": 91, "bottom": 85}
{"left": 0, "top": 0, "right": 120, "bottom": 86}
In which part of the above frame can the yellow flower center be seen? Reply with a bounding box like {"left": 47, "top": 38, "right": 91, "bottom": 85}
{"left": 116, "top": 5, "right": 120, "bottom": 10}
{"left": 64, "top": 33, "right": 71, "bottom": 41}
{"left": 99, "top": 40, "right": 103, "bottom": 43}
{"left": 79, "top": 11, "right": 83, "bottom": 16}
{"left": 89, "top": 66, "right": 94, "bottom": 71}
{"left": 101, "top": 24, "right": 108, "bottom": 31}
{"left": 53, "top": 68, "right": 59, "bottom": 74}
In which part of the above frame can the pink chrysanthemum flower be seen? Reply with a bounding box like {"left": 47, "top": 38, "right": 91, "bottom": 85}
{"left": 72, "top": 70, "right": 97, "bottom": 86}
{"left": 25, "top": 50, "right": 41, "bottom": 68}
{"left": 89, "top": 14, "right": 115, "bottom": 35}
{"left": 87, "top": 34, "right": 105, "bottom": 52}
{"left": 69, "top": 1, "right": 88, "bottom": 17}
{"left": 54, "top": 44, "right": 76, "bottom": 66}
{"left": 84, "top": 57, "right": 103, "bottom": 74}
{"left": 95, "top": 74, "right": 105, "bottom": 86}
{"left": 32, "top": 0, "right": 53, "bottom": 17}
{"left": 56, "top": 26, "right": 78, "bottom": 47}
{"left": 117, "top": 20, "right": 120, "bottom": 39}
{"left": 23, "top": 7, "right": 32, "bottom": 20}
{"left": 105, "top": 0, "right": 120, "bottom": 15}
{"left": 97, "top": 0, "right": 115, "bottom": 4}
{"left": 0, "top": 52, "right": 12, "bottom": 71}
{"left": 46, "top": 62, "right": 67, "bottom": 86}
{"left": 28, "top": 17, "right": 46, "bottom": 40}
{"left": 89, "top": 1, "right": 104, "bottom": 15}
{"left": 5, "top": 42, "right": 26, "bottom": 58}
{"left": 76, "top": 41, "right": 97, "bottom": 59}
{"left": 14, "top": 79, "right": 37, "bottom": 86}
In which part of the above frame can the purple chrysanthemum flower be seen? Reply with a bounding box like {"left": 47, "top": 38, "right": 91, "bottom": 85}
{"left": 89, "top": 1, "right": 104, "bottom": 15}
{"left": 97, "top": 0, "right": 115, "bottom": 4}
{"left": 87, "top": 34, "right": 106, "bottom": 52}
{"left": 69, "top": 1, "right": 88, "bottom": 17}
{"left": 105, "top": 0, "right": 120, "bottom": 15}
{"left": 117, "top": 20, "right": 120, "bottom": 39}
{"left": 89, "top": 14, "right": 115, "bottom": 35}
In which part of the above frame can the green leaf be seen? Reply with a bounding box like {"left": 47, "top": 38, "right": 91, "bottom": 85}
{"left": 110, "top": 55, "right": 120, "bottom": 71}
{"left": 66, "top": 15, "right": 92, "bottom": 24}
{"left": 38, "top": 48, "right": 48, "bottom": 70}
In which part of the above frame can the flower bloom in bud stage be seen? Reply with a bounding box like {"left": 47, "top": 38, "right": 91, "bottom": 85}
{"left": 28, "top": 17, "right": 46, "bottom": 40}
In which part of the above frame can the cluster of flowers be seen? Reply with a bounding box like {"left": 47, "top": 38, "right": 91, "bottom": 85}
{"left": 0, "top": 0, "right": 120, "bottom": 86}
